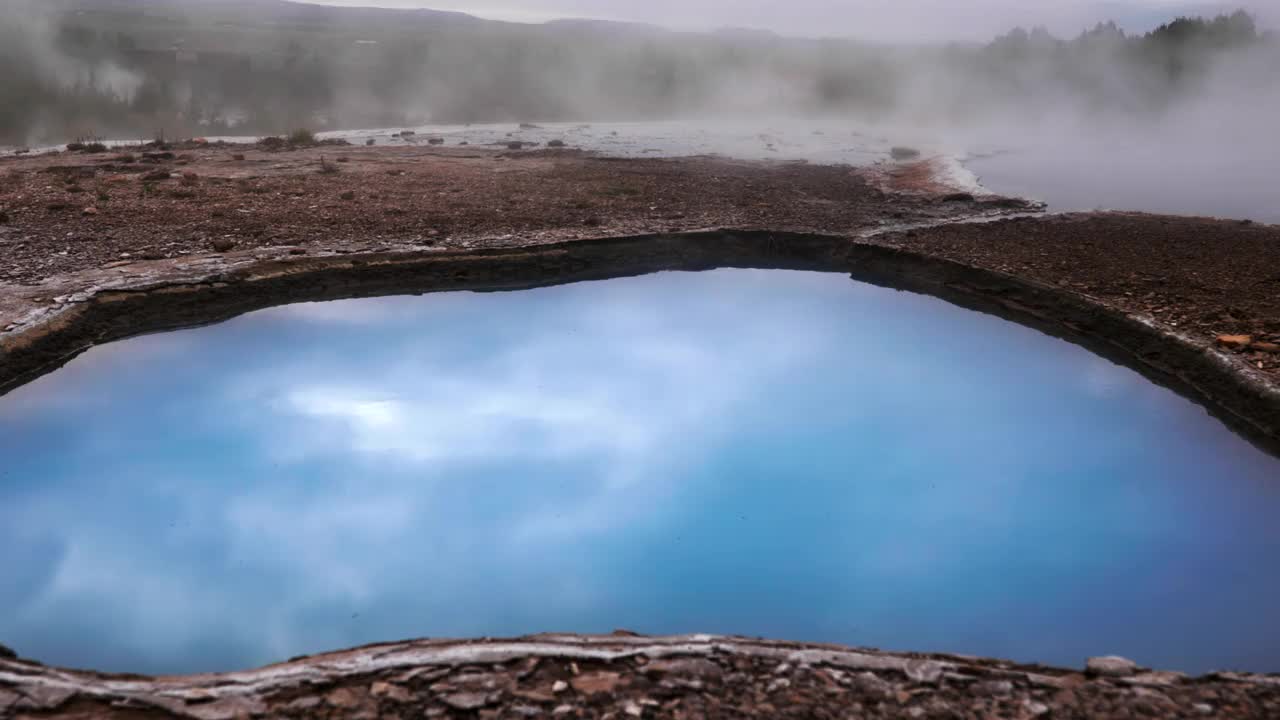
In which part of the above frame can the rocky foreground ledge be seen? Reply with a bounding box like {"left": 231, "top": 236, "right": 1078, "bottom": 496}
{"left": 2, "top": 635, "right": 1278, "bottom": 719}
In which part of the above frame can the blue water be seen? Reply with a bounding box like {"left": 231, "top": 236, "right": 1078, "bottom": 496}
{"left": 1, "top": 269, "right": 1278, "bottom": 676}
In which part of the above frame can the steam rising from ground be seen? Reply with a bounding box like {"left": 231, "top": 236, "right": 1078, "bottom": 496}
{"left": 0, "top": 1, "right": 1277, "bottom": 218}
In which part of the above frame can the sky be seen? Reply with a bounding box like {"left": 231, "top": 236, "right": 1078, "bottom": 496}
{"left": 306, "top": 0, "right": 1275, "bottom": 42}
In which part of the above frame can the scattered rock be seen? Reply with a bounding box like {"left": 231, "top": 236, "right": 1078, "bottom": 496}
{"left": 941, "top": 192, "right": 976, "bottom": 202}
{"left": 571, "top": 671, "right": 621, "bottom": 696}
{"left": 552, "top": 705, "right": 575, "bottom": 716}
{"left": 400, "top": 130, "right": 416, "bottom": 137}
{"left": 142, "top": 170, "right": 172, "bottom": 182}
{"left": 231, "top": 153, "right": 246, "bottom": 161}
{"left": 1087, "top": 655, "right": 1139, "bottom": 678}
{"left": 507, "top": 141, "right": 525, "bottom": 150}
{"left": 519, "top": 123, "right": 543, "bottom": 129}
{"left": 890, "top": 146, "right": 922, "bottom": 161}
{"left": 1216, "top": 334, "right": 1253, "bottom": 351}
{"left": 552, "top": 681, "right": 569, "bottom": 694}
{"left": 340, "top": 191, "right": 356, "bottom": 201}
{"left": 623, "top": 700, "right": 643, "bottom": 717}
{"left": 441, "top": 691, "right": 496, "bottom": 711}
{"left": 428, "top": 138, "right": 445, "bottom": 145}
{"left": 181, "top": 172, "right": 200, "bottom": 186}
{"left": 366, "top": 139, "right": 376, "bottom": 146}
{"left": 548, "top": 139, "right": 567, "bottom": 148}
{"left": 210, "top": 238, "right": 237, "bottom": 253}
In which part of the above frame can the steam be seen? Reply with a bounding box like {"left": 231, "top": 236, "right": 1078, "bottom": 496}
{"left": 1, "top": 0, "right": 1277, "bottom": 220}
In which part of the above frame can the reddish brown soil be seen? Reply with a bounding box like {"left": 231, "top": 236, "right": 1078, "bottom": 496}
{"left": 0, "top": 143, "right": 975, "bottom": 287}
{"left": 890, "top": 214, "right": 1280, "bottom": 372}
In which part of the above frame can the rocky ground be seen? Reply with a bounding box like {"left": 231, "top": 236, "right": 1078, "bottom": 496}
{"left": 2, "top": 634, "right": 1279, "bottom": 720}
{"left": 1, "top": 140, "right": 1275, "bottom": 372}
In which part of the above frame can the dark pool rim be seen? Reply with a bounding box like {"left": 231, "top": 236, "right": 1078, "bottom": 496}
{"left": 1, "top": 229, "right": 1278, "bottom": 457}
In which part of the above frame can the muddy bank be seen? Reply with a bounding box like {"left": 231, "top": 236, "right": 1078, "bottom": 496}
{"left": 1, "top": 634, "right": 1278, "bottom": 719}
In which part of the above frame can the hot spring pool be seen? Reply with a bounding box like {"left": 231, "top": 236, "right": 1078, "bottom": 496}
{"left": 1, "top": 269, "right": 1277, "bottom": 675}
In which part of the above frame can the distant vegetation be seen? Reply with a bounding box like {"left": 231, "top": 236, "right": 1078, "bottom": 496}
{"left": 0, "top": 0, "right": 1273, "bottom": 144}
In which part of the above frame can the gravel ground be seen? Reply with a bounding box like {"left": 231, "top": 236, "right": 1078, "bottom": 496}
{"left": 2, "top": 634, "right": 1278, "bottom": 719}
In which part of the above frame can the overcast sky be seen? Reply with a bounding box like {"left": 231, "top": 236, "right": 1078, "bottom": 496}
{"left": 307, "top": 0, "right": 1274, "bottom": 42}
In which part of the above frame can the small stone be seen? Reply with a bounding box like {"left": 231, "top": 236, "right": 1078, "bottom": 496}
{"left": 142, "top": 170, "right": 171, "bottom": 182}
{"left": 370, "top": 681, "right": 412, "bottom": 703}
{"left": 765, "top": 678, "right": 790, "bottom": 693}
{"left": 570, "top": 671, "right": 620, "bottom": 696}
{"left": 366, "top": 139, "right": 376, "bottom": 146}
{"left": 890, "top": 146, "right": 921, "bottom": 161}
{"left": 325, "top": 687, "right": 363, "bottom": 708}
{"left": 340, "top": 190, "right": 356, "bottom": 200}
{"left": 287, "top": 696, "right": 321, "bottom": 711}
{"left": 644, "top": 658, "right": 722, "bottom": 680}
{"left": 210, "top": 238, "right": 237, "bottom": 253}
{"left": 441, "top": 692, "right": 494, "bottom": 711}
{"left": 975, "top": 680, "right": 1013, "bottom": 696}
{"left": 552, "top": 704, "right": 575, "bottom": 716}
{"left": 852, "top": 672, "right": 894, "bottom": 699}
{"left": 232, "top": 153, "right": 246, "bottom": 161}
{"left": 507, "top": 141, "right": 525, "bottom": 150}
{"left": 548, "top": 139, "right": 567, "bottom": 148}
{"left": 552, "top": 680, "right": 569, "bottom": 693}
{"left": 1024, "top": 700, "right": 1050, "bottom": 716}
{"left": 1086, "top": 655, "right": 1138, "bottom": 677}
{"left": 773, "top": 662, "right": 792, "bottom": 675}
{"left": 904, "top": 659, "right": 944, "bottom": 684}
{"left": 623, "top": 700, "right": 643, "bottom": 717}
{"left": 1193, "top": 704, "right": 1214, "bottom": 715}
{"left": 1216, "top": 334, "right": 1252, "bottom": 350}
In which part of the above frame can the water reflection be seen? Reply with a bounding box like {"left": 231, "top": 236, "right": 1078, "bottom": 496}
{"left": 1, "top": 270, "right": 1277, "bottom": 675}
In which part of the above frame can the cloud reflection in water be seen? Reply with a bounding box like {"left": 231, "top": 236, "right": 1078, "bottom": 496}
{"left": 1, "top": 269, "right": 1278, "bottom": 675}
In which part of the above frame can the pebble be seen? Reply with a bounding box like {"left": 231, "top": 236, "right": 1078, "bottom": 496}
{"left": 440, "top": 691, "right": 493, "bottom": 711}
{"left": 552, "top": 681, "right": 569, "bottom": 694}
{"left": 1087, "top": 656, "right": 1138, "bottom": 677}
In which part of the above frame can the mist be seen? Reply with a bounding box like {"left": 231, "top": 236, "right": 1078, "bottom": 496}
{"left": 1, "top": 0, "right": 1277, "bottom": 218}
